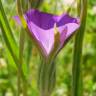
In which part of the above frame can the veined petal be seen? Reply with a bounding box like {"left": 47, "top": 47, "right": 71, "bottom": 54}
{"left": 14, "top": 9, "right": 80, "bottom": 58}
{"left": 25, "top": 9, "right": 79, "bottom": 30}
{"left": 27, "top": 21, "right": 54, "bottom": 56}
{"left": 25, "top": 9, "right": 56, "bottom": 30}
{"left": 58, "top": 21, "right": 80, "bottom": 48}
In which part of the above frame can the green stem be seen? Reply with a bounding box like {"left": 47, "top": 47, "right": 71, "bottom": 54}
{"left": 18, "top": 29, "right": 27, "bottom": 96}
{"left": 17, "top": 29, "right": 24, "bottom": 96}
{"left": 0, "top": 0, "right": 18, "bottom": 66}
{"left": 72, "top": 0, "right": 87, "bottom": 96}
{"left": 0, "top": 2, "right": 28, "bottom": 96}
{"left": 16, "top": 0, "right": 28, "bottom": 95}
{"left": 6, "top": 60, "right": 17, "bottom": 96}
{"left": 17, "top": 67, "right": 21, "bottom": 96}
{"left": 0, "top": 0, "right": 16, "bottom": 43}
{"left": 25, "top": 38, "right": 32, "bottom": 68}
{"left": 21, "top": 0, "right": 28, "bottom": 12}
{"left": 38, "top": 58, "right": 56, "bottom": 96}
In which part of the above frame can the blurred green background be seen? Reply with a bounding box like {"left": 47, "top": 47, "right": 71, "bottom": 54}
{"left": 0, "top": 0, "right": 96, "bottom": 96}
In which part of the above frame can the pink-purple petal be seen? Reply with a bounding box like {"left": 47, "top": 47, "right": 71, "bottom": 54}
{"left": 14, "top": 9, "right": 80, "bottom": 57}
{"left": 25, "top": 9, "right": 79, "bottom": 30}
{"left": 27, "top": 21, "right": 54, "bottom": 56}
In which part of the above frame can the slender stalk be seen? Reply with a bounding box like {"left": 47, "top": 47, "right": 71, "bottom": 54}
{"left": 0, "top": 0, "right": 18, "bottom": 66}
{"left": 21, "top": 0, "right": 28, "bottom": 12}
{"left": 17, "top": 65, "right": 21, "bottom": 96}
{"left": 25, "top": 38, "right": 32, "bottom": 68}
{"left": 0, "top": 2, "right": 28, "bottom": 96}
{"left": 72, "top": 0, "right": 88, "bottom": 96}
{"left": 18, "top": 28, "right": 27, "bottom": 96}
{"left": 6, "top": 57, "right": 17, "bottom": 96}
{"left": 54, "top": 0, "right": 57, "bottom": 12}
{"left": 16, "top": 0, "right": 28, "bottom": 95}
{"left": 38, "top": 58, "right": 56, "bottom": 96}
{"left": 17, "top": 29, "right": 24, "bottom": 96}
{"left": 0, "top": 0, "right": 16, "bottom": 44}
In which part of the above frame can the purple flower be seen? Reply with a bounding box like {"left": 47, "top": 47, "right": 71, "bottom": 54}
{"left": 15, "top": 9, "right": 80, "bottom": 59}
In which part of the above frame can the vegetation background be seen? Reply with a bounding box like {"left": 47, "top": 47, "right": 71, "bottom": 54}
{"left": 0, "top": 0, "right": 96, "bottom": 96}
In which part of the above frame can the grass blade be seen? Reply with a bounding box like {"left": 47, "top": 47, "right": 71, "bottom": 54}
{"left": 72, "top": 0, "right": 88, "bottom": 96}
{"left": 0, "top": 21, "right": 18, "bottom": 65}
{"left": 0, "top": 0, "right": 16, "bottom": 43}
{"left": 25, "top": 38, "right": 32, "bottom": 67}
{"left": 0, "top": 0, "right": 18, "bottom": 65}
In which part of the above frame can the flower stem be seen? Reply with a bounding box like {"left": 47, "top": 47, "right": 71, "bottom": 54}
{"left": 17, "top": 66, "right": 21, "bottom": 96}
{"left": 0, "top": 0, "right": 19, "bottom": 66}
{"left": 17, "top": 0, "right": 28, "bottom": 95}
{"left": 38, "top": 58, "right": 56, "bottom": 96}
{"left": 19, "top": 28, "right": 28, "bottom": 96}
{"left": 72, "top": 0, "right": 87, "bottom": 96}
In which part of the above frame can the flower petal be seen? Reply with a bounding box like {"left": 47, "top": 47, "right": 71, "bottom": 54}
{"left": 14, "top": 9, "right": 80, "bottom": 57}
{"left": 57, "top": 23, "right": 80, "bottom": 50}
{"left": 25, "top": 9, "right": 56, "bottom": 30}
{"left": 25, "top": 9, "right": 79, "bottom": 30}
{"left": 27, "top": 21, "right": 54, "bottom": 56}
{"left": 13, "top": 16, "right": 21, "bottom": 25}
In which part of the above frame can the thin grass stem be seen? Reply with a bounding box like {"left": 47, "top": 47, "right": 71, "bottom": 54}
{"left": 72, "top": 0, "right": 88, "bottom": 96}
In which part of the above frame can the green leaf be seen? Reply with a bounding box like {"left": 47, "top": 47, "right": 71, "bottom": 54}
{"left": 25, "top": 38, "right": 33, "bottom": 69}
{"left": 0, "top": 0, "right": 19, "bottom": 66}
{"left": 72, "top": 0, "right": 88, "bottom": 96}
